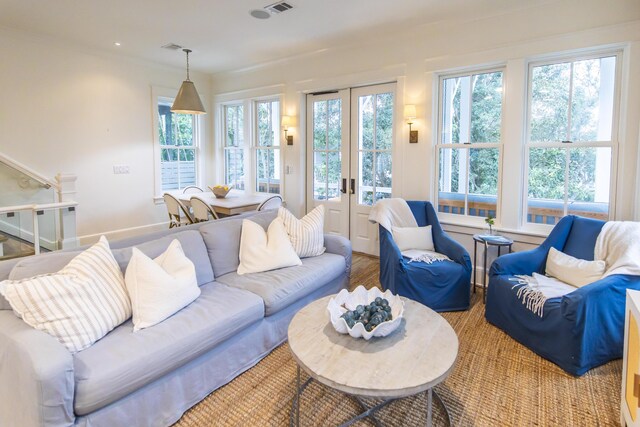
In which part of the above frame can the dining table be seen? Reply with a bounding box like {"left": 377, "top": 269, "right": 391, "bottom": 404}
{"left": 175, "top": 189, "right": 273, "bottom": 217}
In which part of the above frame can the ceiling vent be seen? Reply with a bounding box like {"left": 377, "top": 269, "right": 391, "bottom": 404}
{"left": 265, "top": 1, "right": 293, "bottom": 14}
{"left": 161, "top": 43, "right": 183, "bottom": 51}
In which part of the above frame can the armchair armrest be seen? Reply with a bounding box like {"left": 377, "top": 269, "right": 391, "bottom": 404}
{"left": 0, "top": 312, "right": 75, "bottom": 427}
{"left": 379, "top": 226, "right": 404, "bottom": 267}
{"left": 324, "top": 234, "right": 352, "bottom": 274}
{"left": 489, "top": 246, "right": 548, "bottom": 277}
{"left": 432, "top": 231, "right": 471, "bottom": 270}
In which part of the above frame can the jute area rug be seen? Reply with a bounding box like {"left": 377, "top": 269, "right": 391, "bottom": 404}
{"left": 174, "top": 256, "right": 621, "bottom": 426}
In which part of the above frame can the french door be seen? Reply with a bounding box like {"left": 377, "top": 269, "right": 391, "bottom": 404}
{"left": 306, "top": 83, "right": 395, "bottom": 255}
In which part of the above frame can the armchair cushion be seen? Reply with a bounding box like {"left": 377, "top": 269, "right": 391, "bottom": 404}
{"left": 546, "top": 247, "right": 605, "bottom": 287}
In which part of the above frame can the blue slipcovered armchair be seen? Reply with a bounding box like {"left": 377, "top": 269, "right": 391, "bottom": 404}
{"left": 379, "top": 201, "right": 472, "bottom": 311}
{"left": 485, "top": 215, "right": 640, "bottom": 376}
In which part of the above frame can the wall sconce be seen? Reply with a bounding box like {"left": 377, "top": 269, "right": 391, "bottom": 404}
{"left": 282, "top": 115, "right": 293, "bottom": 145}
{"left": 404, "top": 105, "right": 418, "bottom": 143}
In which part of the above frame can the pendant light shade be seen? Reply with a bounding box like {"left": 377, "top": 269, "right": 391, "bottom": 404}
{"left": 171, "top": 49, "right": 206, "bottom": 115}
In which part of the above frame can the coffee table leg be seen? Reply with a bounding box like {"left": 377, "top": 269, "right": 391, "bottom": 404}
{"left": 427, "top": 388, "right": 433, "bottom": 427}
{"left": 296, "top": 367, "right": 300, "bottom": 427}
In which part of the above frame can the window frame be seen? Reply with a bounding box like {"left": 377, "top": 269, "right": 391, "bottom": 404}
{"left": 152, "top": 88, "right": 202, "bottom": 200}
{"left": 522, "top": 49, "right": 622, "bottom": 233}
{"left": 434, "top": 66, "right": 506, "bottom": 226}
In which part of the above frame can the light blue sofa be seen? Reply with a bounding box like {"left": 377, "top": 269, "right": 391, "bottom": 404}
{"left": 0, "top": 209, "right": 352, "bottom": 427}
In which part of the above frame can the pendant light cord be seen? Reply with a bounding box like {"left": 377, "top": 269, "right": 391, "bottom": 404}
{"left": 183, "top": 48, "right": 192, "bottom": 82}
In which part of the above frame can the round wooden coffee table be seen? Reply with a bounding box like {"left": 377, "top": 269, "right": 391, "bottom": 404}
{"left": 288, "top": 295, "right": 458, "bottom": 426}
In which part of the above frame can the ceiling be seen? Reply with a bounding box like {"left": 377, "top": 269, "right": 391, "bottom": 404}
{"left": 0, "top": 0, "right": 551, "bottom": 74}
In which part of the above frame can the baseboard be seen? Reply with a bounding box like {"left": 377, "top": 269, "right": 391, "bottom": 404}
{"left": 78, "top": 221, "right": 170, "bottom": 245}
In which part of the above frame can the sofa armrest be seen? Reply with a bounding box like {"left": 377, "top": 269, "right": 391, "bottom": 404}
{"left": 0, "top": 312, "right": 75, "bottom": 427}
{"left": 324, "top": 234, "right": 352, "bottom": 274}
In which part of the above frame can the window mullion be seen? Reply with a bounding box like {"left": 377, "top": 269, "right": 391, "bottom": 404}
{"left": 567, "top": 62, "right": 574, "bottom": 142}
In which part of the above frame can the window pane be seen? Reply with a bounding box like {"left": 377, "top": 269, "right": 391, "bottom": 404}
{"left": 375, "top": 93, "right": 393, "bottom": 150}
{"left": 468, "top": 148, "right": 498, "bottom": 218}
{"left": 225, "top": 105, "right": 243, "bottom": 147}
{"left": 160, "top": 148, "right": 179, "bottom": 191}
{"left": 179, "top": 149, "right": 196, "bottom": 187}
{"left": 571, "top": 56, "right": 616, "bottom": 142}
{"left": 375, "top": 152, "right": 392, "bottom": 195}
{"left": 313, "top": 100, "right": 327, "bottom": 150}
{"left": 257, "top": 100, "right": 279, "bottom": 147}
{"left": 438, "top": 148, "right": 465, "bottom": 215}
{"left": 441, "top": 76, "right": 471, "bottom": 144}
{"left": 256, "top": 148, "right": 280, "bottom": 194}
{"left": 471, "top": 72, "right": 503, "bottom": 143}
{"left": 530, "top": 63, "right": 571, "bottom": 143}
{"left": 359, "top": 151, "right": 374, "bottom": 205}
{"left": 568, "top": 147, "right": 610, "bottom": 220}
{"left": 359, "top": 95, "right": 374, "bottom": 150}
{"left": 527, "top": 147, "right": 566, "bottom": 224}
{"left": 327, "top": 151, "right": 341, "bottom": 200}
{"left": 174, "top": 115, "right": 194, "bottom": 146}
{"left": 313, "top": 151, "right": 327, "bottom": 200}
{"left": 225, "top": 148, "right": 244, "bottom": 190}
{"left": 327, "top": 99, "right": 342, "bottom": 151}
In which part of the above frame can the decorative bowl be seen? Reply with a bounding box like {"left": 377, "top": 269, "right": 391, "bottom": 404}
{"left": 209, "top": 185, "right": 231, "bottom": 199}
{"left": 327, "top": 285, "right": 404, "bottom": 340}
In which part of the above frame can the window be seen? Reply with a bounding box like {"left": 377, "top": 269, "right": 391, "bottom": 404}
{"left": 312, "top": 98, "right": 342, "bottom": 201}
{"left": 437, "top": 70, "right": 504, "bottom": 219}
{"left": 157, "top": 97, "right": 197, "bottom": 191}
{"left": 223, "top": 104, "right": 245, "bottom": 190}
{"left": 525, "top": 53, "right": 617, "bottom": 225}
{"left": 358, "top": 92, "right": 393, "bottom": 205}
{"left": 254, "top": 99, "right": 281, "bottom": 194}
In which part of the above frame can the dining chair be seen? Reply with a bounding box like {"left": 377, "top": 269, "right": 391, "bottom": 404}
{"left": 190, "top": 196, "right": 220, "bottom": 223}
{"left": 163, "top": 193, "right": 195, "bottom": 228}
{"left": 257, "top": 195, "right": 283, "bottom": 211}
{"left": 182, "top": 185, "right": 204, "bottom": 194}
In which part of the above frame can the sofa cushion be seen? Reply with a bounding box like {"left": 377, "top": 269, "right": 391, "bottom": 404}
{"left": 199, "top": 209, "right": 277, "bottom": 277}
{"left": 9, "top": 231, "right": 214, "bottom": 287}
{"left": 72, "top": 281, "right": 264, "bottom": 415}
{"left": 216, "top": 253, "right": 346, "bottom": 316}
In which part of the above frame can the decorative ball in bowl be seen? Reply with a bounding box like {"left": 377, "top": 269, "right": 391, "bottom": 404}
{"left": 209, "top": 185, "right": 231, "bottom": 198}
{"left": 327, "top": 285, "right": 405, "bottom": 340}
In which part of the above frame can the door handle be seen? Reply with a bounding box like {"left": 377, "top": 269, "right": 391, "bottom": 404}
{"left": 341, "top": 178, "right": 347, "bottom": 194}
{"left": 350, "top": 178, "right": 355, "bottom": 195}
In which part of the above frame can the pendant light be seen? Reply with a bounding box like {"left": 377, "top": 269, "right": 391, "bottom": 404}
{"left": 171, "top": 48, "right": 206, "bottom": 115}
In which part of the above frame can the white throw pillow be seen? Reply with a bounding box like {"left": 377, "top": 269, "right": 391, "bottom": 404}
{"left": 0, "top": 236, "right": 131, "bottom": 353}
{"left": 237, "top": 218, "right": 302, "bottom": 275}
{"left": 125, "top": 239, "right": 201, "bottom": 332}
{"left": 278, "top": 205, "right": 326, "bottom": 258}
{"left": 545, "top": 247, "right": 605, "bottom": 288}
{"left": 391, "top": 225, "right": 435, "bottom": 252}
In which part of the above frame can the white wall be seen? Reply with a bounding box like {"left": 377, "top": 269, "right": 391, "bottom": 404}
{"left": 210, "top": 0, "right": 640, "bottom": 263}
{"left": 0, "top": 28, "right": 213, "bottom": 244}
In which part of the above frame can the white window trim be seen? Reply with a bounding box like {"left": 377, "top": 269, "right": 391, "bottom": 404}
{"left": 152, "top": 86, "right": 203, "bottom": 203}
{"left": 433, "top": 66, "right": 506, "bottom": 228}
{"left": 521, "top": 48, "right": 622, "bottom": 234}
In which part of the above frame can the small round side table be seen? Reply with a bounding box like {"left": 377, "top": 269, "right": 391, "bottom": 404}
{"left": 472, "top": 234, "right": 514, "bottom": 303}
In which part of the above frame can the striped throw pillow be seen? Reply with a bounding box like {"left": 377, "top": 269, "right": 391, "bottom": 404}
{"left": 278, "top": 206, "right": 325, "bottom": 258}
{"left": 0, "top": 236, "right": 131, "bottom": 353}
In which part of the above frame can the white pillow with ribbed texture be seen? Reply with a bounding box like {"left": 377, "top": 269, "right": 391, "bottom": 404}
{"left": 125, "top": 239, "right": 200, "bottom": 332}
{"left": 391, "top": 225, "right": 435, "bottom": 252}
{"left": 278, "top": 205, "right": 325, "bottom": 258}
{"left": 545, "top": 247, "right": 605, "bottom": 288}
{"left": 0, "top": 236, "right": 131, "bottom": 353}
{"left": 238, "top": 218, "right": 302, "bottom": 275}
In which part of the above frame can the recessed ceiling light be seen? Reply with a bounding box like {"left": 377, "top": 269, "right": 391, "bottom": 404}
{"left": 114, "top": 42, "right": 121, "bottom": 47}
{"left": 250, "top": 9, "right": 271, "bottom": 19}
